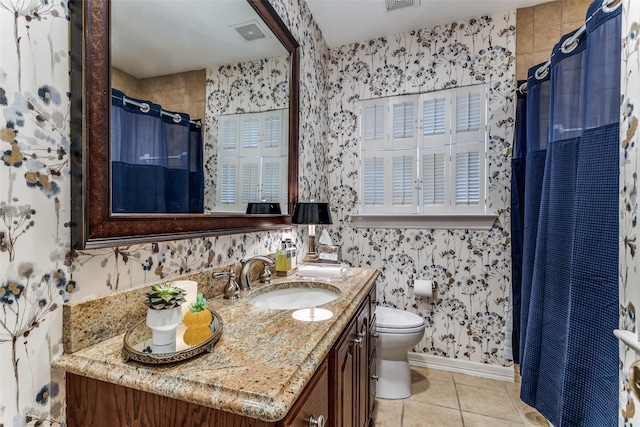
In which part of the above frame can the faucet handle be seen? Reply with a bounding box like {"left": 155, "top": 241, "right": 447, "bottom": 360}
{"left": 215, "top": 270, "right": 240, "bottom": 300}
{"left": 259, "top": 264, "right": 272, "bottom": 284}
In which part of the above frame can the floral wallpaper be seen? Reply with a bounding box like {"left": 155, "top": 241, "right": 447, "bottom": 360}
{"left": 0, "top": 1, "right": 72, "bottom": 424}
{"left": 0, "top": 0, "right": 327, "bottom": 424}
{"left": 325, "top": 14, "right": 516, "bottom": 366}
{"left": 203, "top": 55, "right": 290, "bottom": 211}
{"left": 619, "top": 1, "right": 640, "bottom": 425}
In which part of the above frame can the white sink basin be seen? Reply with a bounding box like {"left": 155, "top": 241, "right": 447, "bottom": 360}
{"left": 250, "top": 284, "right": 340, "bottom": 310}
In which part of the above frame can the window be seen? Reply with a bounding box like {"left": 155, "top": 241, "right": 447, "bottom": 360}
{"left": 358, "top": 85, "right": 488, "bottom": 217}
{"left": 216, "top": 109, "right": 288, "bottom": 212}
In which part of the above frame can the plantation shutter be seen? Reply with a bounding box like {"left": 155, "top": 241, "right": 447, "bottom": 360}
{"left": 219, "top": 162, "right": 237, "bottom": 207}
{"left": 358, "top": 84, "right": 486, "bottom": 216}
{"left": 456, "top": 92, "right": 481, "bottom": 132}
{"left": 423, "top": 97, "right": 447, "bottom": 136}
{"left": 241, "top": 117, "right": 260, "bottom": 150}
{"left": 422, "top": 151, "right": 447, "bottom": 209}
{"left": 419, "top": 92, "right": 450, "bottom": 213}
{"left": 391, "top": 95, "right": 418, "bottom": 149}
{"left": 219, "top": 117, "right": 239, "bottom": 152}
{"left": 240, "top": 160, "right": 260, "bottom": 204}
{"left": 216, "top": 110, "right": 287, "bottom": 213}
{"left": 263, "top": 115, "right": 280, "bottom": 148}
{"left": 362, "top": 152, "right": 387, "bottom": 213}
{"left": 262, "top": 158, "right": 287, "bottom": 203}
{"left": 361, "top": 99, "right": 388, "bottom": 150}
{"left": 391, "top": 150, "right": 417, "bottom": 213}
{"left": 455, "top": 150, "right": 480, "bottom": 204}
{"left": 451, "top": 86, "right": 486, "bottom": 213}
{"left": 262, "top": 110, "right": 287, "bottom": 156}
{"left": 262, "top": 161, "right": 279, "bottom": 202}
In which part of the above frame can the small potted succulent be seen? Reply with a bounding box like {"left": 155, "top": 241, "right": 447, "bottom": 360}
{"left": 144, "top": 284, "right": 186, "bottom": 346}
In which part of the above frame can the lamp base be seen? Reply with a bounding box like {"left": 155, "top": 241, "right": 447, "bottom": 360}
{"left": 303, "top": 252, "right": 320, "bottom": 263}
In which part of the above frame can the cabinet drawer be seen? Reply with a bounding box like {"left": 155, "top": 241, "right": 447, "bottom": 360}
{"left": 280, "top": 358, "right": 329, "bottom": 427}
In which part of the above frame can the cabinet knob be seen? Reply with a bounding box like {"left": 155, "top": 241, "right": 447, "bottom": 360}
{"left": 309, "top": 414, "right": 325, "bottom": 427}
{"left": 371, "top": 374, "right": 379, "bottom": 381}
{"left": 352, "top": 331, "right": 365, "bottom": 346}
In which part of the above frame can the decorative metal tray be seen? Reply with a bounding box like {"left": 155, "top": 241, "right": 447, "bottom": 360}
{"left": 122, "top": 309, "right": 223, "bottom": 365}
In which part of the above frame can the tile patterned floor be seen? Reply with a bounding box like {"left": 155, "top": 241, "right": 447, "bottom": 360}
{"left": 372, "top": 366, "right": 550, "bottom": 427}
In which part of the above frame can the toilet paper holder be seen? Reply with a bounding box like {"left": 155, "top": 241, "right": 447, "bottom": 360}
{"left": 409, "top": 279, "right": 433, "bottom": 298}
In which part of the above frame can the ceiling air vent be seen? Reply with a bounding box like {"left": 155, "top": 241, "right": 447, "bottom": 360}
{"left": 233, "top": 21, "right": 267, "bottom": 42}
{"left": 385, "top": 0, "right": 418, "bottom": 12}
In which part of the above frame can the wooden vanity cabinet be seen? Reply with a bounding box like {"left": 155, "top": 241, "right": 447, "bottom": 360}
{"left": 329, "top": 285, "right": 376, "bottom": 427}
{"left": 66, "top": 360, "right": 329, "bottom": 427}
{"left": 65, "top": 284, "right": 377, "bottom": 427}
{"left": 279, "top": 359, "right": 329, "bottom": 427}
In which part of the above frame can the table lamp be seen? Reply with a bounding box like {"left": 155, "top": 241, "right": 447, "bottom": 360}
{"left": 245, "top": 202, "right": 282, "bottom": 214}
{"left": 292, "top": 202, "right": 332, "bottom": 263}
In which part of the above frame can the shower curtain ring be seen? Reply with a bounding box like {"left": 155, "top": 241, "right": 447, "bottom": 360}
{"left": 140, "top": 103, "right": 150, "bottom": 113}
{"left": 534, "top": 64, "right": 549, "bottom": 80}
{"left": 561, "top": 37, "right": 579, "bottom": 54}
{"left": 602, "top": 0, "right": 621, "bottom": 12}
{"left": 172, "top": 113, "right": 182, "bottom": 123}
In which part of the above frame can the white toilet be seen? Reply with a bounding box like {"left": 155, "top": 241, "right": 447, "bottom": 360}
{"left": 375, "top": 306, "right": 426, "bottom": 399}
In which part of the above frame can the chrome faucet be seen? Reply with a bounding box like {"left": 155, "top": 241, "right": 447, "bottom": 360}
{"left": 239, "top": 255, "right": 276, "bottom": 291}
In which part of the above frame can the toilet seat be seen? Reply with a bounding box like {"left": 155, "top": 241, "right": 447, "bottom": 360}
{"left": 376, "top": 306, "right": 425, "bottom": 332}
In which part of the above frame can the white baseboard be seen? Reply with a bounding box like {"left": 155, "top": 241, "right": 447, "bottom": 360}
{"left": 408, "top": 352, "right": 515, "bottom": 383}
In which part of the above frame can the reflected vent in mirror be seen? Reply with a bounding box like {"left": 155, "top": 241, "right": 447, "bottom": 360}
{"left": 384, "top": 0, "right": 418, "bottom": 12}
{"left": 233, "top": 21, "right": 267, "bottom": 41}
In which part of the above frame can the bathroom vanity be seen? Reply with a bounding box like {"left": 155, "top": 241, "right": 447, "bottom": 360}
{"left": 54, "top": 267, "right": 379, "bottom": 427}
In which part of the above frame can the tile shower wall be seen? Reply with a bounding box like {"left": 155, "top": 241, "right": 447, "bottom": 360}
{"left": 0, "top": 0, "right": 328, "bottom": 424}
{"left": 515, "top": 0, "right": 592, "bottom": 80}
{"left": 325, "top": 14, "right": 517, "bottom": 366}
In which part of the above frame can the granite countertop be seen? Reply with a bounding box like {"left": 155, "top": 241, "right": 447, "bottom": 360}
{"left": 53, "top": 267, "right": 379, "bottom": 422}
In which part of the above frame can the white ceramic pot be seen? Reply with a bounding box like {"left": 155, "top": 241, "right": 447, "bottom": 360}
{"left": 146, "top": 306, "right": 182, "bottom": 346}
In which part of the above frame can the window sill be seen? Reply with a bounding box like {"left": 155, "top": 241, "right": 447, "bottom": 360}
{"left": 350, "top": 213, "right": 498, "bottom": 230}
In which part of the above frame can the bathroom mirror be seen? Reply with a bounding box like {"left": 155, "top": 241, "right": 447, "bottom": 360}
{"left": 70, "top": 0, "right": 299, "bottom": 249}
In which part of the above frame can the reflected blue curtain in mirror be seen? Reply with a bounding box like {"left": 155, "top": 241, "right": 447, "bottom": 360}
{"left": 111, "top": 89, "right": 204, "bottom": 213}
{"left": 515, "top": 2, "right": 620, "bottom": 426}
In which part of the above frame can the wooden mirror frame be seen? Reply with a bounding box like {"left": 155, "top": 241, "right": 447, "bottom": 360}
{"left": 70, "top": 0, "right": 299, "bottom": 249}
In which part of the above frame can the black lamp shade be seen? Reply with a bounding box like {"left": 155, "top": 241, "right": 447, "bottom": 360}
{"left": 291, "top": 202, "right": 333, "bottom": 225}
{"left": 246, "top": 202, "right": 282, "bottom": 214}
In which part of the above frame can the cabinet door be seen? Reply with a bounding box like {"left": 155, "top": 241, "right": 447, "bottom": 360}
{"left": 280, "top": 359, "right": 329, "bottom": 427}
{"left": 331, "top": 317, "right": 358, "bottom": 427}
{"left": 368, "top": 314, "right": 377, "bottom": 424}
{"left": 356, "top": 304, "right": 369, "bottom": 427}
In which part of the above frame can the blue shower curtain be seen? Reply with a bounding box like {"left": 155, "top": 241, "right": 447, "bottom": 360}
{"left": 510, "top": 82, "right": 527, "bottom": 365}
{"left": 111, "top": 89, "right": 204, "bottom": 213}
{"left": 516, "top": 1, "right": 620, "bottom": 426}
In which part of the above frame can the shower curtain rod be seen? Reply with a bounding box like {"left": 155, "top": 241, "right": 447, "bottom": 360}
{"left": 112, "top": 93, "right": 202, "bottom": 128}
{"left": 516, "top": 0, "right": 620, "bottom": 95}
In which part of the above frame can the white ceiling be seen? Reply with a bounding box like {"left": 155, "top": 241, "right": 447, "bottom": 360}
{"left": 306, "top": 0, "right": 553, "bottom": 48}
{"left": 111, "top": 0, "right": 287, "bottom": 79}
{"left": 112, "top": 0, "right": 554, "bottom": 79}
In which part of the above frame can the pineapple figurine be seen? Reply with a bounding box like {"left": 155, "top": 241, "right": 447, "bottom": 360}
{"left": 183, "top": 292, "right": 212, "bottom": 345}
